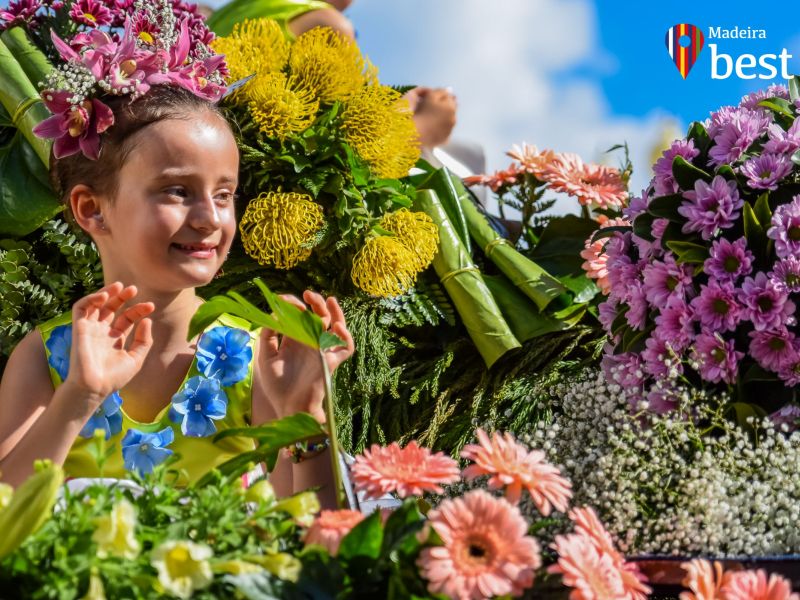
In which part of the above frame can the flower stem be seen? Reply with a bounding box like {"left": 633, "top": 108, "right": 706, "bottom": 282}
{"left": 320, "top": 350, "right": 346, "bottom": 509}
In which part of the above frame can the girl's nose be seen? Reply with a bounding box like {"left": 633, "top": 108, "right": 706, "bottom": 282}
{"left": 189, "top": 194, "right": 222, "bottom": 232}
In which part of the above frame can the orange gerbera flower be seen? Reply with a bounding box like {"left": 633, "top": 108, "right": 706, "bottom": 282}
{"left": 304, "top": 509, "right": 365, "bottom": 556}
{"left": 351, "top": 441, "right": 460, "bottom": 500}
{"left": 417, "top": 490, "right": 541, "bottom": 600}
{"left": 541, "top": 152, "right": 628, "bottom": 210}
{"left": 460, "top": 428, "right": 572, "bottom": 514}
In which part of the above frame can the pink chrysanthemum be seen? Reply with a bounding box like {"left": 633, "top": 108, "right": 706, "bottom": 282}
{"left": 304, "top": 509, "right": 365, "bottom": 556}
{"left": 581, "top": 218, "right": 630, "bottom": 295}
{"left": 417, "top": 490, "right": 541, "bottom": 600}
{"left": 721, "top": 569, "right": 800, "bottom": 600}
{"left": 679, "top": 559, "right": 729, "bottom": 600}
{"left": 351, "top": 441, "right": 460, "bottom": 500}
{"left": 541, "top": 153, "right": 629, "bottom": 210}
{"left": 461, "top": 428, "right": 572, "bottom": 514}
{"left": 69, "top": 0, "right": 113, "bottom": 27}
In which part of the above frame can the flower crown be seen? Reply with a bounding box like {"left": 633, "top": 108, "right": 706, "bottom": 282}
{"left": 32, "top": 0, "right": 228, "bottom": 160}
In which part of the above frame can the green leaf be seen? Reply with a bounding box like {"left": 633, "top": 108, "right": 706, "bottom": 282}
{"left": 647, "top": 193, "right": 684, "bottom": 222}
{"left": 381, "top": 499, "right": 425, "bottom": 556}
{"left": 632, "top": 212, "right": 655, "bottom": 242}
{"left": 665, "top": 241, "right": 708, "bottom": 264}
{"left": 753, "top": 192, "right": 772, "bottom": 228}
{"left": 686, "top": 121, "right": 711, "bottom": 154}
{"left": 790, "top": 76, "right": 800, "bottom": 104}
{"left": 742, "top": 363, "right": 779, "bottom": 383}
{"left": 528, "top": 214, "right": 598, "bottom": 274}
{"left": 728, "top": 402, "right": 767, "bottom": 430}
{"left": 742, "top": 201, "right": 767, "bottom": 256}
{"left": 337, "top": 509, "right": 383, "bottom": 560}
{"left": 222, "top": 572, "right": 286, "bottom": 600}
{"left": 758, "top": 98, "right": 796, "bottom": 119}
{"left": 792, "top": 148, "right": 800, "bottom": 167}
{"left": 590, "top": 225, "right": 630, "bottom": 243}
{"left": 672, "top": 156, "right": 711, "bottom": 191}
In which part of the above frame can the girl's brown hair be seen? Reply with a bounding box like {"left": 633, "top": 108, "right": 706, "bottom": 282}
{"left": 49, "top": 85, "right": 230, "bottom": 220}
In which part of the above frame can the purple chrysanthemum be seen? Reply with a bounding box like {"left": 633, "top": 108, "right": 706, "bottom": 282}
{"left": 0, "top": 0, "right": 41, "bottom": 29}
{"left": 739, "top": 84, "right": 790, "bottom": 111}
{"left": 646, "top": 385, "right": 680, "bottom": 415}
{"left": 598, "top": 297, "right": 619, "bottom": 335}
{"left": 690, "top": 333, "right": 743, "bottom": 384}
{"left": 769, "top": 404, "right": 800, "bottom": 432}
{"left": 749, "top": 329, "right": 798, "bottom": 372}
{"left": 624, "top": 281, "right": 649, "bottom": 331}
{"left": 624, "top": 189, "right": 649, "bottom": 221}
{"left": 642, "top": 254, "right": 694, "bottom": 307}
{"left": 690, "top": 280, "right": 741, "bottom": 332}
{"left": 642, "top": 335, "right": 679, "bottom": 378}
{"left": 739, "top": 271, "right": 795, "bottom": 332}
{"left": 767, "top": 195, "right": 800, "bottom": 259}
{"left": 704, "top": 237, "right": 753, "bottom": 283}
{"left": 678, "top": 175, "right": 742, "bottom": 240}
{"left": 778, "top": 361, "right": 800, "bottom": 387}
{"left": 707, "top": 108, "right": 771, "bottom": 166}
{"left": 654, "top": 298, "right": 695, "bottom": 353}
{"left": 763, "top": 117, "right": 800, "bottom": 155}
{"left": 69, "top": 0, "right": 113, "bottom": 27}
{"left": 739, "top": 153, "right": 793, "bottom": 190}
{"left": 770, "top": 256, "right": 800, "bottom": 294}
{"left": 653, "top": 139, "right": 700, "bottom": 196}
{"left": 601, "top": 348, "right": 646, "bottom": 390}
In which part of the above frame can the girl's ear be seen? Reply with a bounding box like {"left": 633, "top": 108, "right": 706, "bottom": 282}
{"left": 70, "top": 184, "right": 108, "bottom": 236}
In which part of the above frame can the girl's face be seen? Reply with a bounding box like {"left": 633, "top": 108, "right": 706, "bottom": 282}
{"left": 100, "top": 112, "right": 239, "bottom": 292}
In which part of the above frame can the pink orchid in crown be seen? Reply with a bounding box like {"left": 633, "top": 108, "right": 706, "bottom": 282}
{"left": 32, "top": 90, "right": 113, "bottom": 159}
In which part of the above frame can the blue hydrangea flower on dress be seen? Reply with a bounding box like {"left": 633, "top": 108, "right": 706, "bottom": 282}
{"left": 78, "top": 391, "right": 123, "bottom": 440}
{"left": 196, "top": 326, "right": 252, "bottom": 386}
{"left": 121, "top": 427, "right": 174, "bottom": 475}
{"left": 45, "top": 324, "right": 72, "bottom": 380}
{"left": 169, "top": 375, "right": 229, "bottom": 437}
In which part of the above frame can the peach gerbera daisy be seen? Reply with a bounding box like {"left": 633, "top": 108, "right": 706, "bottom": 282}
{"left": 679, "top": 559, "right": 728, "bottom": 600}
{"left": 303, "top": 509, "right": 365, "bottom": 556}
{"left": 507, "top": 142, "right": 558, "bottom": 179}
{"left": 541, "top": 153, "right": 628, "bottom": 210}
{"left": 570, "top": 507, "right": 650, "bottom": 600}
{"left": 417, "top": 489, "right": 541, "bottom": 600}
{"left": 463, "top": 165, "right": 520, "bottom": 192}
{"left": 549, "top": 532, "right": 627, "bottom": 600}
{"left": 460, "top": 428, "right": 572, "bottom": 514}
{"left": 351, "top": 441, "right": 460, "bottom": 500}
{"left": 720, "top": 569, "right": 799, "bottom": 600}
{"left": 580, "top": 218, "right": 630, "bottom": 295}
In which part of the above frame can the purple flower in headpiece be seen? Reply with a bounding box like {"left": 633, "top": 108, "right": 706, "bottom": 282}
{"left": 0, "top": 0, "right": 42, "bottom": 30}
{"left": 739, "top": 271, "right": 795, "bottom": 332}
{"left": 678, "top": 175, "right": 742, "bottom": 240}
{"left": 770, "top": 256, "right": 800, "bottom": 294}
{"left": 69, "top": 0, "right": 113, "bottom": 27}
{"left": 690, "top": 280, "right": 741, "bottom": 333}
{"left": 704, "top": 237, "right": 753, "bottom": 283}
{"left": 642, "top": 254, "right": 693, "bottom": 307}
{"left": 767, "top": 195, "right": 800, "bottom": 259}
{"left": 739, "top": 153, "right": 793, "bottom": 191}
{"left": 763, "top": 117, "right": 800, "bottom": 155}
{"left": 32, "top": 90, "right": 114, "bottom": 159}
{"left": 690, "top": 333, "right": 742, "bottom": 385}
{"left": 749, "top": 329, "right": 798, "bottom": 372}
{"left": 654, "top": 297, "right": 694, "bottom": 353}
{"left": 707, "top": 108, "right": 771, "bottom": 166}
{"left": 653, "top": 139, "right": 700, "bottom": 196}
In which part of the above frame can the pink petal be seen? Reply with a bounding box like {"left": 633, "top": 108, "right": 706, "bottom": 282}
{"left": 54, "top": 134, "right": 80, "bottom": 159}
{"left": 33, "top": 114, "right": 67, "bottom": 139}
{"left": 78, "top": 131, "right": 100, "bottom": 160}
{"left": 91, "top": 99, "right": 114, "bottom": 134}
{"left": 50, "top": 30, "right": 79, "bottom": 62}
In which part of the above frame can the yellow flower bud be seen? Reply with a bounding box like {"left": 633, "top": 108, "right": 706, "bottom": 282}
{"left": 245, "top": 480, "right": 276, "bottom": 506}
{"left": 246, "top": 552, "right": 302, "bottom": 582}
{"left": 274, "top": 491, "right": 320, "bottom": 527}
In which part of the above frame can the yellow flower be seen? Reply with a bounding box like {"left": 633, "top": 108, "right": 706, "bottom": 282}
{"left": 273, "top": 491, "right": 320, "bottom": 527}
{"left": 150, "top": 540, "right": 213, "bottom": 599}
{"left": 289, "top": 27, "right": 373, "bottom": 103}
{"left": 81, "top": 571, "right": 106, "bottom": 600}
{"left": 0, "top": 483, "right": 12, "bottom": 511}
{"left": 245, "top": 479, "right": 276, "bottom": 506}
{"left": 245, "top": 552, "right": 302, "bottom": 582}
{"left": 92, "top": 499, "right": 140, "bottom": 560}
{"left": 212, "top": 559, "right": 264, "bottom": 575}
{"left": 247, "top": 72, "right": 319, "bottom": 140}
{"left": 239, "top": 191, "right": 325, "bottom": 269}
{"left": 351, "top": 235, "right": 420, "bottom": 298}
{"left": 380, "top": 209, "right": 439, "bottom": 271}
{"left": 211, "top": 18, "right": 289, "bottom": 86}
{"left": 340, "top": 85, "right": 420, "bottom": 179}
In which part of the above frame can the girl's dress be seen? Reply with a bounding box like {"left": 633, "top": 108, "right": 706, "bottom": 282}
{"left": 38, "top": 311, "right": 259, "bottom": 486}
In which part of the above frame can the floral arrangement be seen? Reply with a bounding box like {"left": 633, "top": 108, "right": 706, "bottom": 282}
{"left": 209, "top": 18, "right": 437, "bottom": 299}
{"left": 595, "top": 81, "right": 800, "bottom": 422}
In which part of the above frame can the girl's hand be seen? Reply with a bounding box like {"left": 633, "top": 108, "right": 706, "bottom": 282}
{"left": 64, "top": 282, "right": 154, "bottom": 403}
{"left": 258, "top": 291, "right": 355, "bottom": 423}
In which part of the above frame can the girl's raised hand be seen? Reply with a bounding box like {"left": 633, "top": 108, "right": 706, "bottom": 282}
{"left": 65, "top": 282, "right": 154, "bottom": 402}
{"left": 258, "top": 290, "right": 355, "bottom": 424}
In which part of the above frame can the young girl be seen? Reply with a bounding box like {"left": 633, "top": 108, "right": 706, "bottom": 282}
{"left": 0, "top": 84, "right": 354, "bottom": 507}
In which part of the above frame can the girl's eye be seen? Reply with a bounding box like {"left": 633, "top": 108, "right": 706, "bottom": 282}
{"left": 215, "top": 192, "right": 238, "bottom": 205}
{"left": 165, "top": 186, "right": 189, "bottom": 199}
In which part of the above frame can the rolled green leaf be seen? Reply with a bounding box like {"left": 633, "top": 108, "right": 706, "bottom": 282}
{"left": 1, "top": 27, "right": 52, "bottom": 92}
{"left": 0, "top": 37, "right": 51, "bottom": 166}
{"left": 206, "top": 0, "right": 331, "bottom": 37}
{"left": 415, "top": 189, "right": 520, "bottom": 368}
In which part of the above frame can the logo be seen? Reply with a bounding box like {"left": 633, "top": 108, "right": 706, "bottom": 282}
{"left": 665, "top": 23, "right": 705, "bottom": 79}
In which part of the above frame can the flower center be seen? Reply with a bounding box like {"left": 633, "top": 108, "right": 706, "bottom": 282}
{"left": 757, "top": 295, "right": 774, "bottom": 312}
{"left": 120, "top": 59, "right": 137, "bottom": 76}
{"left": 759, "top": 168, "right": 773, "bottom": 179}
{"left": 768, "top": 337, "right": 787, "bottom": 352}
{"left": 711, "top": 347, "right": 727, "bottom": 363}
{"left": 138, "top": 31, "right": 154, "bottom": 44}
{"left": 140, "top": 444, "right": 149, "bottom": 452}
{"left": 787, "top": 273, "right": 800, "bottom": 287}
{"left": 789, "top": 226, "right": 800, "bottom": 241}
{"left": 194, "top": 403, "right": 202, "bottom": 412}
{"left": 723, "top": 256, "right": 740, "bottom": 273}
{"left": 219, "top": 353, "right": 228, "bottom": 361}
{"left": 666, "top": 275, "right": 678, "bottom": 291}
{"left": 84, "top": 12, "right": 97, "bottom": 23}
{"left": 712, "top": 298, "right": 729, "bottom": 315}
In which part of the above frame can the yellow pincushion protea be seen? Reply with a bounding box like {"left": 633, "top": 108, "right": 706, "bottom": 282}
{"left": 379, "top": 209, "right": 439, "bottom": 271}
{"left": 289, "top": 27, "right": 374, "bottom": 104}
{"left": 211, "top": 19, "right": 289, "bottom": 87}
{"left": 247, "top": 72, "right": 319, "bottom": 140}
{"left": 340, "top": 85, "right": 420, "bottom": 179}
{"left": 239, "top": 191, "right": 325, "bottom": 269}
{"left": 351, "top": 235, "right": 420, "bottom": 297}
